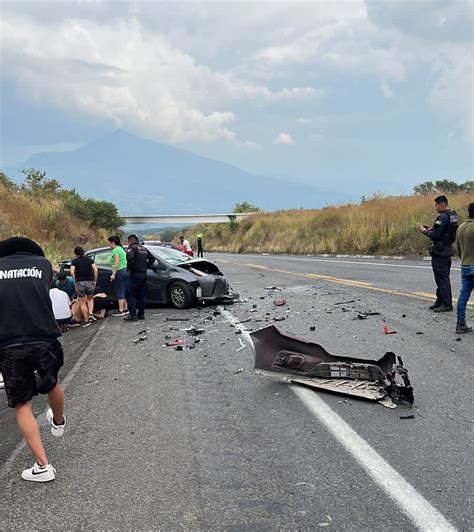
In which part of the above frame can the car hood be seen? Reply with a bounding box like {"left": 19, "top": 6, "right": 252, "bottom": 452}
{"left": 174, "top": 259, "right": 222, "bottom": 276}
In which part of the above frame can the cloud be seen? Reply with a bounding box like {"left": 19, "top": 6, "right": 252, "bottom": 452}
{"left": 273, "top": 132, "right": 294, "bottom": 145}
{"left": 0, "top": 14, "right": 317, "bottom": 145}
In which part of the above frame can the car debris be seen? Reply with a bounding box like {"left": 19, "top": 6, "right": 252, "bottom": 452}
{"left": 186, "top": 327, "right": 205, "bottom": 336}
{"left": 133, "top": 330, "right": 148, "bottom": 344}
{"left": 334, "top": 300, "right": 356, "bottom": 306}
{"left": 166, "top": 339, "right": 185, "bottom": 347}
{"left": 236, "top": 338, "right": 246, "bottom": 352}
{"left": 274, "top": 299, "right": 287, "bottom": 306}
{"left": 399, "top": 414, "right": 415, "bottom": 420}
{"left": 250, "top": 325, "right": 414, "bottom": 407}
{"left": 383, "top": 325, "right": 397, "bottom": 334}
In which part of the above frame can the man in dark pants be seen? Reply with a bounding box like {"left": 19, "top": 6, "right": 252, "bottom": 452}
{"left": 123, "top": 235, "right": 155, "bottom": 321}
{"left": 419, "top": 195, "right": 458, "bottom": 312}
{"left": 197, "top": 232, "right": 204, "bottom": 258}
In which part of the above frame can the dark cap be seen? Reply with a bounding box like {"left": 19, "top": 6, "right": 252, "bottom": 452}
{"left": 0, "top": 236, "right": 45, "bottom": 258}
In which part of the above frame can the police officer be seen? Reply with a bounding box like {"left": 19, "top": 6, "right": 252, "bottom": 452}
{"left": 123, "top": 235, "right": 155, "bottom": 321}
{"left": 419, "top": 195, "right": 458, "bottom": 312}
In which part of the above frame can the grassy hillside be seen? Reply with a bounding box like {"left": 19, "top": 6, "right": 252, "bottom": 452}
{"left": 185, "top": 193, "right": 474, "bottom": 256}
{"left": 0, "top": 171, "right": 122, "bottom": 266}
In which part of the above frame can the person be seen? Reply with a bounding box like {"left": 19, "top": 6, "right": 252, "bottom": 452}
{"left": 71, "top": 285, "right": 114, "bottom": 322}
{"left": 179, "top": 235, "right": 193, "bottom": 257}
{"left": 107, "top": 235, "right": 128, "bottom": 315}
{"left": 124, "top": 235, "right": 155, "bottom": 321}
{"left": 70, "top": 246, "right": 98, "bottom": 323}
{"left": 454, "top": 202, "right": 474, "bottom": 334}
{"left": 419, "top": 195, "right": 458, "bottom": 312}
{"left": 55, "top": 272, "right": 75, "bottom": 299}
{"left": 197, "top": 232, "right": 204, "bottom": 258}
{"left": 49, "top": 282, "right": 72, "bottom": 332}
{"left": 0, "top": 237, "right": 66, "bottom": 482}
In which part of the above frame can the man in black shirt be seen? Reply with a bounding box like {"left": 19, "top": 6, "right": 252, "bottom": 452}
{"left": 124, "top": 235, "right": 155, "bottom": 321}
{"left": 0, "top": 237, "right": 66, "bottom": 482}
{"left": 419, "top": 195, "right": 458, "bottom": 312}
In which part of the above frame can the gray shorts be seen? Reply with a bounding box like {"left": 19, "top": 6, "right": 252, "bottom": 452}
{"left": 76, "top": 281, "right": 94, "bottom": 298}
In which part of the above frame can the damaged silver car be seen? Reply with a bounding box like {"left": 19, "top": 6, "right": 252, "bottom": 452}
{"left": 251, "top": 325, "right": 414, "bottom": 407}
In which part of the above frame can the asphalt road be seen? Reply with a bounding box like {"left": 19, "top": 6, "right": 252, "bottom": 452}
{"left": 0, "top": 253, "right": 472, "bottom": 531}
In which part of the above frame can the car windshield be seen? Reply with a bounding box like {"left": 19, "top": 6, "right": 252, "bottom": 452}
{"left": 147, "top": 245, "right": 192, "bottom": 265}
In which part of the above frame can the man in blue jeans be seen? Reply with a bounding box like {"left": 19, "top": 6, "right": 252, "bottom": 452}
{"left": 123, "top": 235, "right": 155, "bottom": 321}
{"left": 454, "top": 203, "right": 474, "bottom": 334}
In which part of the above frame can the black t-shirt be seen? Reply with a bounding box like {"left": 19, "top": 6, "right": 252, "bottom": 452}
{"left": 71, "top": 256, "right": 94, "bottom": 282}
{"left": 0, "top": 252, "right": 61, "bottom": 346}
{"left": 93, "top": 286, "right": 116, "bottom": 311}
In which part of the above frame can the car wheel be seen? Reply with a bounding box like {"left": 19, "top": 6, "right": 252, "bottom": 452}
{"left": 168, "top": 282, "right": 194, "bottom": 309}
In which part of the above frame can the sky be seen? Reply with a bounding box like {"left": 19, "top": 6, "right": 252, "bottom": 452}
{"left": 1, "top": 0, "right": 472, "bottom": 198}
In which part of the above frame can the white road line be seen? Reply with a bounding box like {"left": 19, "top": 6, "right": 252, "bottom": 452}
{"left": 0, "top": 322, "right": 107, "bottom": 481}
{"left": 291, "top": 386, "right": 456, "bottom": 532}
{"left": 219, "top": 307, "right": 457, "bottom": 532}
{"left": 218, "top": 253, "right": 462, "bottom": 272}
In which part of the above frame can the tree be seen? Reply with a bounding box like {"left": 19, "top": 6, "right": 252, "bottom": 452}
{"left": 413, "top": 181, "right": 436, "bottom": 195}
{"left": 61, "top": 189, "right": 123, "bottom": 230}
{"left": 233, "top": 201, "right": 260, "bottom": 213}
{"left": 0, "top": 172, "right": 17, "bottom": 191}
{"left": 20, "top": 168, "right": 61, "bottom": 196}
{"left": 413, "top": 179, "right": 473, "bottom": 195}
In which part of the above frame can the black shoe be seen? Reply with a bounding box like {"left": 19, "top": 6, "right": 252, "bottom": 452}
{"left": 455, "top": 321, "right": 472, "bottom": 334}
{"left": 428, "top": 303, "right": 440, "bottom": 310}
{"left": 138, "top": 315, "right": 145, "bottom": 320}
{"left": 123, "top": 315, "right": 138, "bottom": 322}
{"left": 433, "top": 305, "right": 453, "bottom": 313}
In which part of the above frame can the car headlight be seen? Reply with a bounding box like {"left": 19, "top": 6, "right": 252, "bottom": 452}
{"left": 196, "top": 287, "right": 202, "bottom": 298}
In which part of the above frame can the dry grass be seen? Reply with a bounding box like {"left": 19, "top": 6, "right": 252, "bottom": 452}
{"left": 186, "top": 194, "right": 474, "bottom": 256}
{"left": 0, "top": 184, "right": 108, "bottom": 266}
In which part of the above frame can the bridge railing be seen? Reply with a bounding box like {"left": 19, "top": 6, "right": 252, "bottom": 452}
{"left": 122, "top": 213, "right": 254, "bottom": 225}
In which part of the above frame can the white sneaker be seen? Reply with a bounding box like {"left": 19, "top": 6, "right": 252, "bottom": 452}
{"left": 21, "top": 462, "right": 56, "bottom": 482}
{"left": 46, "top": 408, "right": 66, "bottom": 437}
{"left": 113, "top": 311, "right": 129, "bottom": 317}
{"left": 0, "top": 372, "right": 4, "bottom": 389}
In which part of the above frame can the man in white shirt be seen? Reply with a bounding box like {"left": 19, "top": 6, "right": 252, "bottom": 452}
{"left": 49, "top": 286, "right": 72, "bottom": 331}
{"left": 179, "top": 235, "right": 193, "bottom": 256}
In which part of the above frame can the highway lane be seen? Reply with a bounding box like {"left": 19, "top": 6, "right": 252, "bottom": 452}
{"left": 213, "top": 253, "right": 464, "bottom": 305}
{"left": 1, "top": 254, "right": 472, "bottom": 530}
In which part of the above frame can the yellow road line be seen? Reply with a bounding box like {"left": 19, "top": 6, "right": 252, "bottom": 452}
{"left": 244, "top": 263, "right": 269, "bottom": 270}
{"left": 220, "top": 257, "right": 472, "bottom": 307}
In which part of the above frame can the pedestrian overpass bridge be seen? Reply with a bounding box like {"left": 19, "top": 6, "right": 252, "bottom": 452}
{"left": 123, "top": 213, "right": 254, "bottom": 224}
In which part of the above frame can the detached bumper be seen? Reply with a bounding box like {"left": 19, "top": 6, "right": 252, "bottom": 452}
{"left": 251, "top": 325, "right": 414, "bottom": 406}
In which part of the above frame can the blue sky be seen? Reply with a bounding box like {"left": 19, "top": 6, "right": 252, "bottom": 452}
{"left": 1, "top": 0, "right": 472, "bottom": 198}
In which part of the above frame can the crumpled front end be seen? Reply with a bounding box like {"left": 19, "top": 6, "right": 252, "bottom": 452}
{"left": 196, "top": 275, "right": 239, "bottom": 303}
{"left": 250, "top": 325, "right": 414, "bottom": 407}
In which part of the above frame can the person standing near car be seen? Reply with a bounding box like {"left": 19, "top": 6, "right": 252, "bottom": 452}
{"left": 70, "top": 246, "right": 98, "bottom": 323}
{"left": 107, "top": 236, "right": 128, "bottom": 316}
{"left": 0, "top": 237, "right": 66, "bottom": 482}
{"left": 419, "top": 195, "right": 458, "bottom": 312}
{"left": 124, "top": 235, "right": 155, "bottom": 321}
{"left": 197, "top": 232, "right": 204, "bottom": 258}
{"left": 179, "top": 235, "right": 193, "bottom": 257}
{"left": 454, "top": 202, "right": 474, "bottom": 334}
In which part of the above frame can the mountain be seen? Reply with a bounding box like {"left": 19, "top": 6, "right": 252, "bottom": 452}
{"left": 8, "top": 130, "right": 344, "bottom": 214}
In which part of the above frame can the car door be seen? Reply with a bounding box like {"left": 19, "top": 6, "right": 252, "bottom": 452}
{"left": 147, "top": 259, "right": 170, "bottom": 304}
{"left": 89, "top": 250, "right": 115, "bottom": 298}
